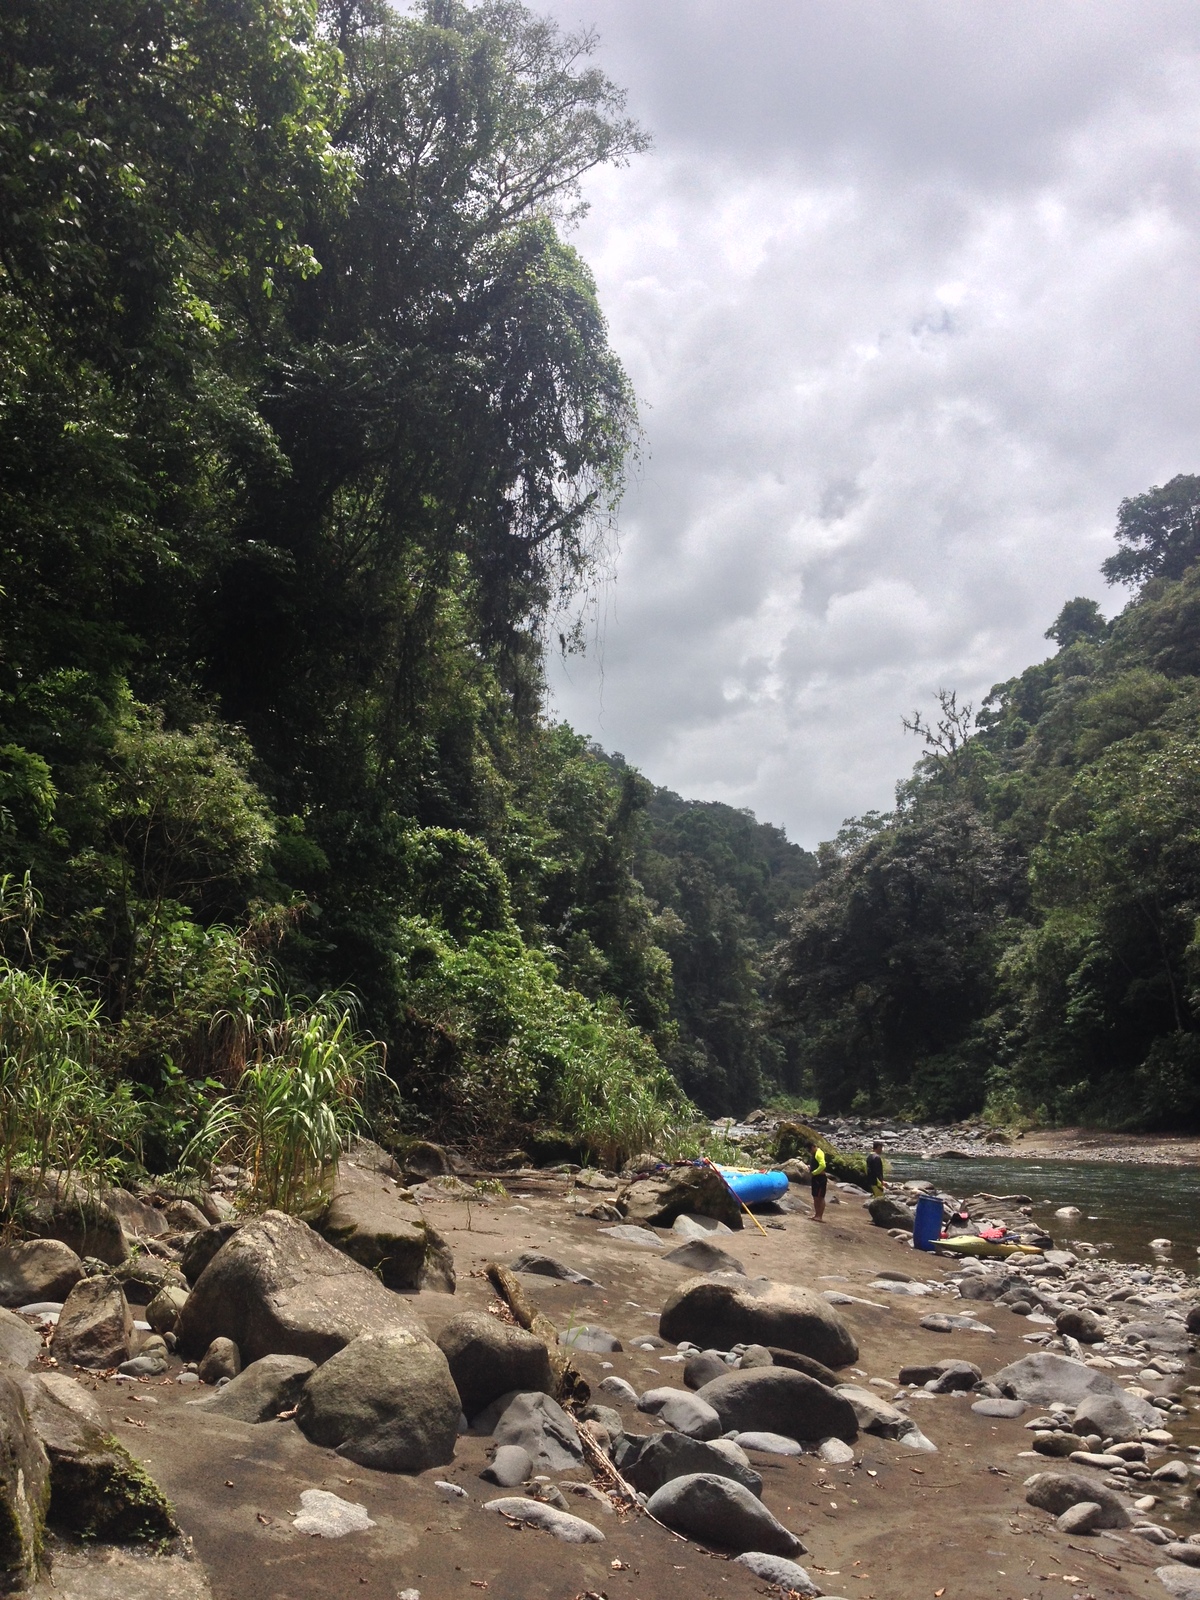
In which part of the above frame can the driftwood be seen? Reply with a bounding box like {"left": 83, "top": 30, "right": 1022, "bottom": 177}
{"left": 484, "top": 1261, "right": 590, "bottom": 1408}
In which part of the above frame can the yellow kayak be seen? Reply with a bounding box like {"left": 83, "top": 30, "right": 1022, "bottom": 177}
{"left": 937, "top": 1235, "right": 1042, "bottom": 1258}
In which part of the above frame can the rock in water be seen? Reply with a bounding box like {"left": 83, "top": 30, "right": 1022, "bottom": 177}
{"left": 990, "top": 1353, "right": 1159, "bottom": 1427}
{"left": 626, "top": 1432, "right": 763, "bottom": 1497}
{"left": 0, "top": 1371, "right": 50, "bottom": 1592}
{"left": 660, "top": 1275, "right": 858, "bottom": 1368}
{"left": 646, "top": 1472, "right": 801, "bottom": 1555}
{"left": 17, "top": 1372, "right": 174, "bottom": 1541}
{"left": 189, "top": 1355, "right": 315, "bottom": 1422}
{"left": 0, "top": 1308, "right": 42, "bottom": 1370}
{"left": 318, "top": 1153, "right": 456, "bottom": 1292}
{"left": 483, "top": 1392, "right": 583, "bottom": 1474}
{"left": 483, "top": 1497, "right": 605, "bottom": 1543}
{"left": 0, "top": 1241, "right": 83, "bottom": 1309}
{"left": 617, "top": 1167, "right": 743, "bottom": 1231}
{"left": 734, "top": 1553, "right": 821, "bottom": 1594}
{"left": 663, "top": 1240, "right": 747, "bottom": 1276}
{"left": 636, "top": 1387, "right": 721, "bottom": 1440}
{"left": 296, "top": 1329, "right": 459, "bottom": 1473}
{"left": 291, "top": 1488, "right": 376, "bottom": 1538}
{"left": 1023, "top": 1471, "right": 1130, "bottom": 1528}
{"left": 176, "top": 1210, "right": 424, "bottom": 1363}
{"left": 697, "top": 1368, "right": 859, "bottom": 1443}
{"left": 436, "top": 1312, "right": 553, "bottom": 1421}
{"left": 49, "top": 1276, "right": 133, "bottom": 1370}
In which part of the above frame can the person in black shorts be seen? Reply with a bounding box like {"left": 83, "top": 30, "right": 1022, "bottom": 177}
{"left": 810, "top": 1144, "right": 828, "bottom": 1221}
{"left": 866, "top": 1139, "right": 885, "bottom": 1197}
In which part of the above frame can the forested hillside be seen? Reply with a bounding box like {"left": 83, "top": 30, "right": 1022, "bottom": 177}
{"left": 774, "top": 474, "right": 1200, "bottom": 1130}
{"left": 0, "top": 0, "right": 821, "bottom": 1192}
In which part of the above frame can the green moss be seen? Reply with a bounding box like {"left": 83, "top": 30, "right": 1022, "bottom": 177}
{"left": 773, "top": 1122, "right": 869, "bottom": 1186}
{"left": 49, "top": 1433, "right": 176, "bottom": 1545}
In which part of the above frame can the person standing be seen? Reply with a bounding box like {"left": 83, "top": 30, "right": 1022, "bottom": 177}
{"left": 810, "top": 1143, "right": 828, "bottom": 1222}
{"left": 866, "top": 1139, "right": 885, "bottom": 1198}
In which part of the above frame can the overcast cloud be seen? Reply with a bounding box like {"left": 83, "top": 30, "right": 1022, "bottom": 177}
{"left": 533, "top": 0, "right": 1200, "bottom": 847}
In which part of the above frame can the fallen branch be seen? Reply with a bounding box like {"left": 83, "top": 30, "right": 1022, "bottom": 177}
{"left": 484, "top": 1261, "right": 589, "bottom": 1407}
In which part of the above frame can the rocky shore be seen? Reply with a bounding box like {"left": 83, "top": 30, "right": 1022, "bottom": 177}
{"left": 0, "top": 1143, "right": 1196, "bottom": 1600}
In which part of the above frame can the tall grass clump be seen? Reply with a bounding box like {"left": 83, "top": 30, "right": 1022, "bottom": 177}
{"left": 179, "top": 994, "right": 384, "bottom": 1211}
{"left": 0, "top": 961, "right": 144, "bottom": 1206}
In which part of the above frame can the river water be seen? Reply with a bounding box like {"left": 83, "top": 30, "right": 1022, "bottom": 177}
{"left": 885, "top": 1153, "right": 1200, "bottom": 1269}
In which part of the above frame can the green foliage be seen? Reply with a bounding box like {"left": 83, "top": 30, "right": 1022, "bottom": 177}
{"left": 1102, "top": 474, "right": 1200, "bottom": 587}
{"left": 772, "top": 1121, "right": 867, "bottom": 1185}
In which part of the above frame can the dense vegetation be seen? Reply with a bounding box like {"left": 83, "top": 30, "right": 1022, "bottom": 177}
{"left": 773, "top": 475, "right": 1200, "bottom": 1130}
{"left": 0, "top": 0, "right": 821, "bottom": 1190}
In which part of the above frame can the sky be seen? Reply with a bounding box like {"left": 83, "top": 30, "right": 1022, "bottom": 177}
{"left": 531, "top": 0, "right": 1200, "bottom": 848}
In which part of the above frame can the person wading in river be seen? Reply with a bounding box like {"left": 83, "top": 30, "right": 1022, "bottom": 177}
{"left": 810, "top": 1144, "right": 828, "bottom": 1222}
{"left": 866, "top": 1139, "right": 885, "bottom": 1198}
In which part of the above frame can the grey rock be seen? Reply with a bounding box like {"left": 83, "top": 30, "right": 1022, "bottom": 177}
{"left": 626, "top": 1432, "right": 763, "bottom": 1496}
{"left": 483, "top": 1497, "right": 605, "bottom": 1543}
{"left": 663, "top": 1239, "right": 747, "bottom": 1276}
{"left": 867, "top": 1195, "right": 915, "bottom": 1228}
{"left": 920, "top": 1313, "right": 995, "bottom": 1334}
{"left": 436, "top": 1311, "right": 552, "bottom": 1420}
{"left": 738, "top": 1432, "right": 804, "bottom": 1456}
{"left": 0, "top": 1371, "right": 49, "bottom": 1590}
{"left": 319, "top": 1156, "right": 455, "bottom": 1292}
{"left": 145, "top": 1284, "right": 189, "bottom": 1335}
{"left": 198, "top": 1336, "right": 241, "bottom": 1384}
{"left": 957, "top": 1275, "right": 1004, "bottom": 1302}
{"left": 898, "top": 1364, "right": 942, "bottom": 1385}
{"left": 34, "top": 1373, "right": 104, "bottom": 1429}
{"left": 598, "top": 1224, "right": 663, "bottom": 1248}
{"left": 481, "top": 1444, "right": 533, "bottom": 1486}
{"left": 766, "top": 1348, "right": 840, "bottom": 1386}
{"left": 818, "top": 1437, "right": 856, "bottom": 1463}
{"left": 698, "top": 1368, "right": 859, "bottom": 1443}
{"left": 991, "top": 1353, "right": 1159, "bottom": 1426}
{"left": 177, "top": 1210, "right": 423, "bottom": 1364}
{"left": 1024, "top": 1471, "right": 1130, "bottom": 1528}
{"left": 296, "top": 1328, "right": 459, "bottom": 1473}
{"left": 486, "top": 1391, "right": 583, "bottom": 1473}
{"left": 1057, "top": 1500, "right": 1105, "bottom": 1534}
{"left": 16, "top": 1176, "right": 127, "bottom": 1266}
{"left": 1186, "top": 1305, "right": 1200, "bottom": 1337}
{"left": 49, "top": 1276, "right": 133, "bottom": 1370}
{"left": 637, "top": 1387, "right": 721, "bottom": 1440}
{"left": 618, "top": 1167, "right": 743, "bottom": 1231}
{"left": 1073, "top": 1391, "right": 1160, "bottom": 1443}
{"left": 103, "top": 1189, "right": 169, "bottom": 1240}
{"left": 660, "top": 1274, "right": 858, "bottom": 1369}
{"left": 118, "top": 1341, "right": 168, "bottom": 1377}
{"left": 180, "top": 1223, "right": 240, "bottom": 1287}
{"left": 161, "top": 1198, "right": 208, "bottom": 1233}
{"left": 560, "top": 1324, "right": 622, "bottom": 1353}
{"left": 598, "top": 1375, "right": 639, "bottom": 1404}
{"left": 684, "top": 1350, "right": 731, "bottom": 1390}
{"left": 113, "top": 1255, "right": 186, "bottom": 1311}
{"left": 1163, "top": 1546, "right": 1200, "bottom": 1569}
{"left": 1156, "top": 1567, "right": 1200, "bottom": 1600}
{"left": 834, "top": 1384, "right": 911, "bottom": 1439}
{"left": 17, "top": 1371, "right": 174, "bottom": 1541}
{"left": 1056, "top": 1308, "right": 1104, "bottom": 1344}
{"left": 898, "top": 1426, "right": 939, "bottom": 1453}
{"left": 738, "top": 1344, "right": 774, "bottom": 1370}
{"left": 972, "top": 1398, "right": 1027, "bottom": 1418}
{"left": 646, "top": 1472, "right": 801, "bottom": 1555}
{"left": 928, "top": 1360, "right": 982, "bottom": 1393}
{"left": 0, "top": 1307, "right": 42, "bottom": 1370}
{"left": 510, "top": 1253, "right": 599, "bottom": 1286}
{"left": 734, "top": 1552, "right": 820, "bottom": 1594}
{"left": 671, "top": 1213, "right": 734, "bottom": 1240}
{"left": 188, "top": 1354, "right": 315, "bottom": 1421}
{"left": 291, "top": 1488, "right": 376, "bottom": 1538}
{"left": 0, "top": 1240, "right": 83, "bottom": 1309}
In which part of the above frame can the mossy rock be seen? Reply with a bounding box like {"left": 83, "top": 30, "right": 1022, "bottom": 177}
{"left": 773, "top": 1123, "right": 868, "bottom": 1187}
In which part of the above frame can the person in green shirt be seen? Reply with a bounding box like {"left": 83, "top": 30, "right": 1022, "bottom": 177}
{"left": 810, "top": 1144, "right": 827, "bottom": 1222}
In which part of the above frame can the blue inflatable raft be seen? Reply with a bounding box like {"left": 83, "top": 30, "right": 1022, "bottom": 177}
{"left": 714, "top": 1164, "right": 790, "bottom": 1206}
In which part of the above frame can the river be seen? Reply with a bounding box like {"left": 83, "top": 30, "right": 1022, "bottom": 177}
{"left": 885, "top": 1152, "right": 1200, "bottom": 1268}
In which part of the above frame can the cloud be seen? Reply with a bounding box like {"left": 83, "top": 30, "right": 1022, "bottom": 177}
{"left": 537, "top": 0, "right": 1200, "bottom": 845}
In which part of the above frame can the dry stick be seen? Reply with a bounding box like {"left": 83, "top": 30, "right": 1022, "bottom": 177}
{"left": 702, "top": 1156, "right": 769, "bottom": 1237}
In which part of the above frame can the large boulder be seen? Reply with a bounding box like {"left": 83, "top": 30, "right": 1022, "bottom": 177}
{"left": 16, "top": 1373, "right": 175, "bottom": 1542}
{"left": 102, "top": 1189, "right": 168, "bottom": 1240}
{"left": 697, "top": 1368, "right": 859, "bottom": 1443}
{"left": 296, "top": 1328, "right": 459, "bottom": 1473}
{"left": 0, "top": 1373, "right": 50, "bottom": 1593}
{"left": 483, "top": 1391, "right": 583, "bottom": 1473}
{"left": 435, "top": 1312, "right": 552, "bottom": 1421}
{"left": 49, "top": 1277, "right": 133, "bottom": 1370}
{"left": 14, "top": 1176, "right": 126, "bottom": 1265}
{"left": 660, "top": 1274, "right": 858, "bottom": 1368}
{"left": 0, "top": 1240, "right": 83, "bottom": 1309}
{"left": 990, "top": 1353, "right": 1159, "bottom": 1426}
{"left": 318, "top": 1154, "right": 456, "bottom": 1293}
{"left": 618, "top": 1167, "right": 743, "bottom": 1231}
{"left": 189, "top": 1354, "right": 315, "bottom": 1422}
{"left": 1023, "top": 1471, "right": 1130, "bottom": 1529}
{"left": 0, "top": 1310, "right": 41, "bottom": 1370}
{"left": 662, "top": 1239, "right": 746, "bottom": 1275}
{"left": 180, "top": 1223, "right": 240, "bottom": 1287}
{"left": 626, "top": 1432, "right": 762, "bottom": 1497}
{"left": 1186, "top": 1304, "right": 1200, "bottom": 1337}
{"left": 646, "top": 1472, "right": 801, "bottom": 1556}
{"left": 867, "top": 1195, "right": 915, "bottom": 1229}
{"left": 175, "top": 1210, "right": 423, "bottom": 1364}
{"left": 1071, "top": 1391, "right": 1158, "bottom": 1443}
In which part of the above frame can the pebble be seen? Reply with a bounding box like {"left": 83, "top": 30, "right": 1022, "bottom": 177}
{"left": 734, "top": 1432, "right": 804, "bottom": 1457}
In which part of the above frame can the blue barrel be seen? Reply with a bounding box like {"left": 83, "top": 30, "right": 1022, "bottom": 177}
{"left": 913, "top": 1195, "right": 945, "bottom": 1252}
